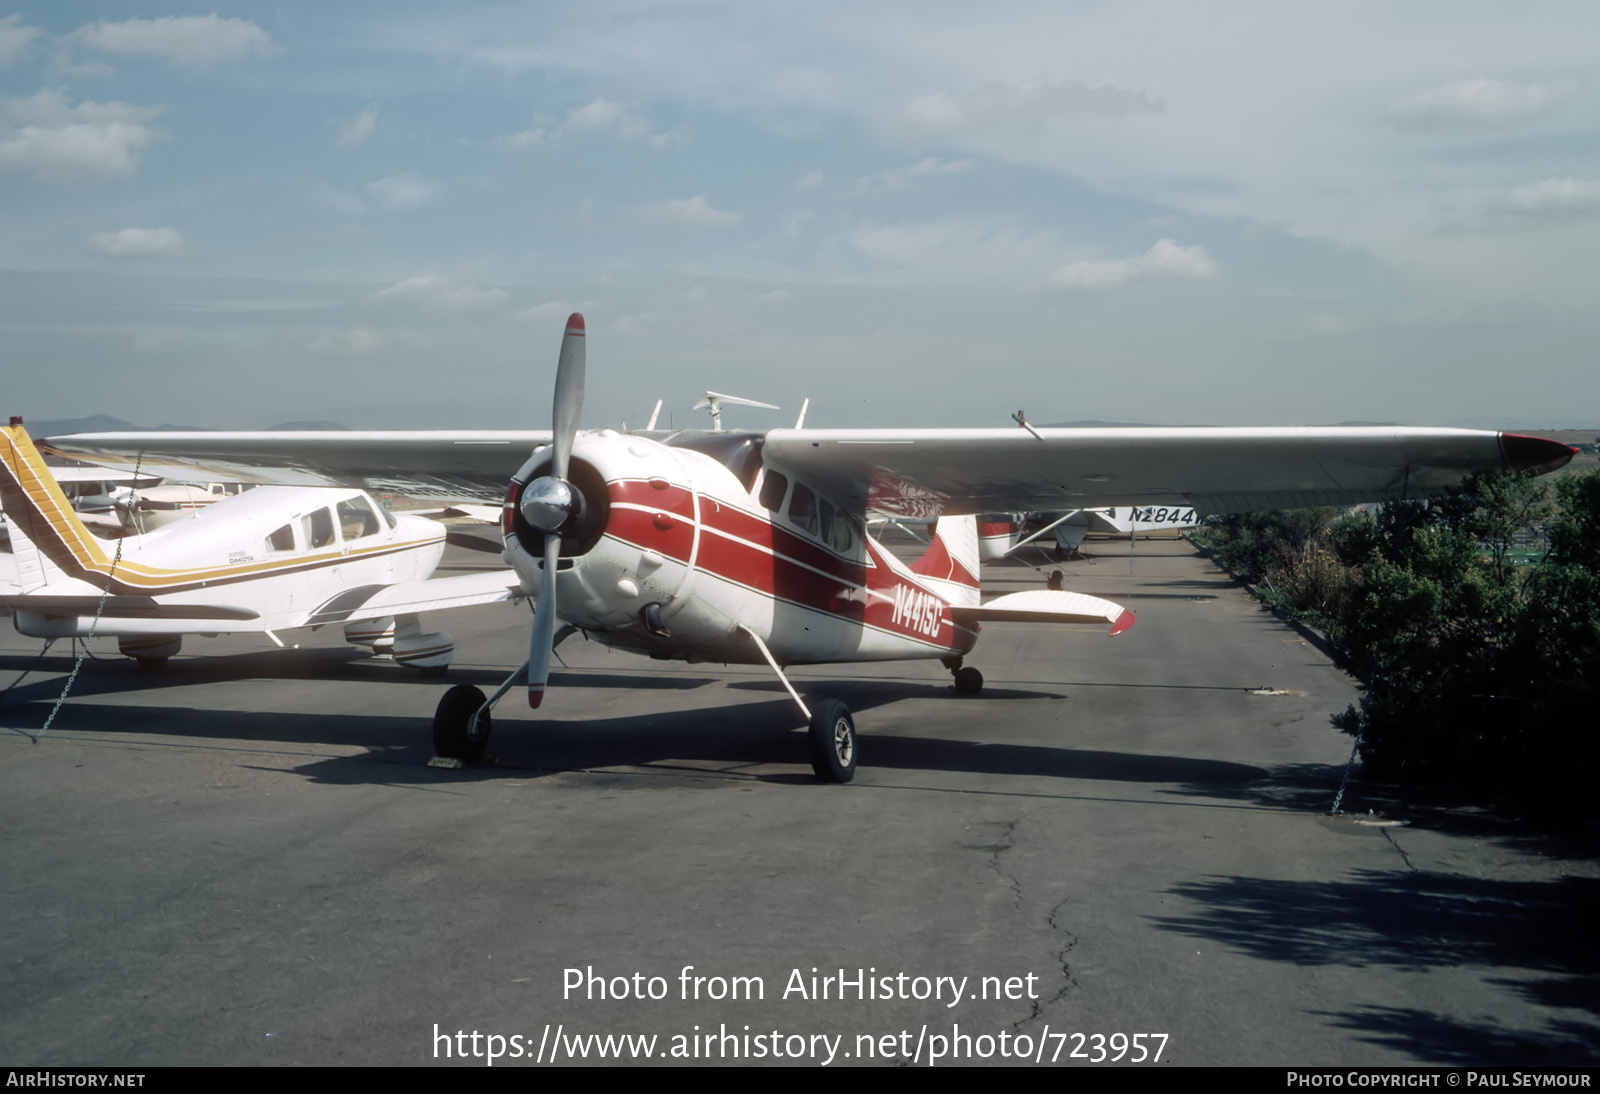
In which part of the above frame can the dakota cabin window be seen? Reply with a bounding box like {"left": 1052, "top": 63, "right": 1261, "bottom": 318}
{"left": 338, "top": 496, "right": 380, "bottom": 540}
{"left": 266, "top": 524, "right": 295, "bottom": 553}
{"left": 303, "top": 507, "right": 335, "bottom": 550}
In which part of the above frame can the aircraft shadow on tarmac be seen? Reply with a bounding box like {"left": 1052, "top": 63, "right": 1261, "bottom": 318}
{"left": 5, "top": 683, "right": 1271, "bottom": 793}
{"left": 1152, "top": 869, "right": 1600, "bottom": 1064}
{"left": 0, "top": 648, "right": 723, "bottom": 704}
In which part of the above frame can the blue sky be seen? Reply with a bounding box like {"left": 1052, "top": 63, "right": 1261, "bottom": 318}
{"left": 2, "top": 3, "right": 1597, "bottom": 431}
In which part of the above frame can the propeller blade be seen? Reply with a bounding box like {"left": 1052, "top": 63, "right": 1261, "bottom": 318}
{"left": 552, "top": 313, "right": 586, "bottom": 480}
{"left": 527, "top": 534, "right": 559, "bottom": 708}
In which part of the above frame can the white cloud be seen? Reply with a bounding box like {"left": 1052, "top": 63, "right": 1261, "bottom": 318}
{"left": 504, "top": 97, "right": 670, "bottom": 148}
{"left": 0, "top": 14, "right": 41, "bottom": 67}
{"left": 632, "top": 195, "right": 740, "bottom": 228}
{"left": 338, "top": 107, "right": 378, "bottom": 147}
{"left": 1050, "top": 239, "right": 1217, "bottom": 290}
{"left": 310, "top": 182, "right": 364, "bottom": 216}
{"left": 1386, "top": 77, "right": 1571, "bottom": 131}
{"left": 795, "top": 170, "right": 823, "bottom": 190}
{"left": 373, "top": 275, "right": 509, "bottom": 312}
{"left": 364, "top": 171, "right": 444, "bottom": 210}
{"left": 434, "top": 285, "right": 510, "bottom": 311}
{"left": 309, "top": 328, "right": 381, "bottom": 356}
{"left": 85, "top": 227, "right": 185, "bottom": 258}
{"left": 900, "top": 76, "right": 1161, "bottom": 134}
{"left": 517, "top": 300, "right": 575, "bottom": 323}
{"left": 850, "top": 218, "right": 1059, "bottom": 283}
{"left": 502, "top": 126, "right": 545, "bottom": 148}
{"left": 563, "top": 97, "right": 650, "bottom": 139}
{"left": 1498, "top": 176, "right": 1600, "bottom": 218}
{"left": 856, "top": 157, "right": 974, "bottom": 192}
{"left": 70, "top": 14, "right": 276, "bottom": 67}
{"left": 372, "top": 275, "right": 445, "bottom": 301}
{"left": 0, "top": 90, "right": 161, "bottom": 180}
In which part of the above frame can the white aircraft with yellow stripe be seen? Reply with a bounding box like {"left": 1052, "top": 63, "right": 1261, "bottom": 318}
{"left": 1, "top": 418, "right": 521, "bottom": 670}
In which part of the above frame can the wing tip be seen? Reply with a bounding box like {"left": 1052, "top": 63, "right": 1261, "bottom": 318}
{"left": 1110, "top": 609, "right": 1136, "bottom": 637}
{"left": 1500, "top": 432, "right": 1575, "bottom": 476}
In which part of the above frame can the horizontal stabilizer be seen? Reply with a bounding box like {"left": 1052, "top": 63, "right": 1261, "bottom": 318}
{"left": 951, "top": 590, "right": 1134, "bottom": 635}
{"left": 302, "top": 569, "right": 523, "bottom": 625}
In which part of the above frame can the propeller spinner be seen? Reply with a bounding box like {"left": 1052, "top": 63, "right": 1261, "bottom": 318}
{"left": 521, "top": 313, "right": 586, "bottom": 708}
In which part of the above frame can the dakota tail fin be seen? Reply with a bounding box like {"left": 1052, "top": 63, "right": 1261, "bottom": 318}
{"left": 910, "top": 514, "right": 981, "bottom": 608}
{"left": 1, "top": 418, "right": 115, "bottom": 591}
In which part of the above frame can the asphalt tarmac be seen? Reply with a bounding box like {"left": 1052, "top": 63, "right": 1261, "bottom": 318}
{"left": 2, "top": 536, "right": 1596, "bottom": 1067}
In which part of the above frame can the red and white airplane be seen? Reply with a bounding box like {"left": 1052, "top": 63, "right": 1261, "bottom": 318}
{"left": 39, "top": 315, "right": 1575, "bottom": 781}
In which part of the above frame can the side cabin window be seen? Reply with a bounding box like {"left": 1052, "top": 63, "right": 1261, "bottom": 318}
{"left": 266, "top": 524, "right": 295, "bottom": 553}
{"left": 378, "top": 501, "right": 398, "bottom": 531}
{"left": 832, "top": 505, "right": 857, "bottom": 556}
{"left": 303, "top": 507, "right": 335, "bottom": 550}
{"left": 782, "top": 479, "right": 858, "bottom": 556}
{"left": 788, "top": 483, "right": 819, "bottom": 537}
{"left": 759, "top": 471, "right": 788, "bottom": 513}
{"left": 337, "top": 496, "right": 381, "bottom": 541}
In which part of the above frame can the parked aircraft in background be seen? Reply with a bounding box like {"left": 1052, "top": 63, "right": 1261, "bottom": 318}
{"left": 979, "top": 504, "right": 1205, "bottom": 561}
{"left": 39, "top": 317, "right": 1575, "bottom": 780}
{"left": 2, "top": 421, "right": 522, "bottom": 670}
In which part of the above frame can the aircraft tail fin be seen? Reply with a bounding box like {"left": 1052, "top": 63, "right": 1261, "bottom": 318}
{"left": 910, "top": 514, "right": 981, "bottom": 607}
{"left": 1, "top": 418, "right": 114, "bottom": 591}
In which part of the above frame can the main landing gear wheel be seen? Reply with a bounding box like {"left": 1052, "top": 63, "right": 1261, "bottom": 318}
{"left": 433, "top": 683, "right": 491, "bottom": 762}
{"left": 808, "top": 698, "right": 856, "bottom": 784}
{"left": 953, "top": 666, "right": 984, "bottom": 695}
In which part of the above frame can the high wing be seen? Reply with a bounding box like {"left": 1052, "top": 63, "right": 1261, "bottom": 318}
{"left": 761, "top": 427, "right": 1575, "bottom": 517}
{"left": 42, "top": 425, "right": 1574, "bottom": 517}
{"left": 39, "top": 431, "right": 552, "bottom": 504}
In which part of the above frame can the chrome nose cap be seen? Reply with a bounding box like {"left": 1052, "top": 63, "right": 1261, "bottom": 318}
{"left": 520, "top": 476, "right": 575, "bottom": 534}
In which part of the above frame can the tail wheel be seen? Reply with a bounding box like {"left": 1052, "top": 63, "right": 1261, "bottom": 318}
{"left": 433, "top": 684, "right": 491, "bottom": 762}
{"left": 808, "top": 698, "right": 856, "bottom": 783}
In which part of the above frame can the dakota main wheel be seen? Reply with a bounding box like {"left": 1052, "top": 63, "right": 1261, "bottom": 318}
{"left": 433, "top": 683, "right": 491, "bottom": 762}
{"left": 953, "top": 666, "right": 984, "bottom": 695}
{"left": 808, "top": 698, "right": 856, "bottom": 783}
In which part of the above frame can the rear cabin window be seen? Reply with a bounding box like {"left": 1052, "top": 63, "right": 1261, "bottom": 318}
{"left": 338, "top": 497, "right": 380, "bottom": 540}
{"left": 303, "top": 508, "right": 335, "bottom": 549}
{"left": 266, "top": 524, "right": 295, "bottom": 553}
{"left": 829, "top": 508, "right": 854, "bottom": 555}
{"left": 788, "top": 483, "right": 818, "bottom": 537}
{"left": 759, "top": 471, "right": 788, "bottom": 512}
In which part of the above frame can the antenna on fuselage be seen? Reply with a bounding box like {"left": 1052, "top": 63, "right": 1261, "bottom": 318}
{"left": 793, "top": 398, "right": 809, "bottom": 429}
{"left": 693, "top": 391, "right": 779, "bottom": 432}
{"left": 645, "top": 399, "right": 662, "bottom": 431}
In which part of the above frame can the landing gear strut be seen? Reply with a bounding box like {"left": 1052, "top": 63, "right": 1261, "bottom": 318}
{"left": 739, "top": 624, "right": 856, "bottom": 783}
{"left": 428, "top": 626, "right": 577, "bottom": 767}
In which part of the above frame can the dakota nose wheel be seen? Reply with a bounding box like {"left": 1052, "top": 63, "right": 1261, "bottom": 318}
{"left": 808, "top": 698, "right": 856, "bottom": 783}
{"left": 433, "top": 683, "right": 492, "bottom": 762}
